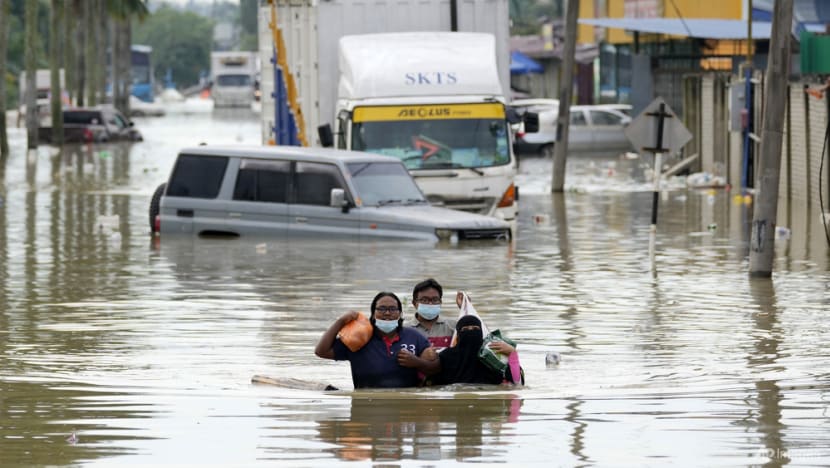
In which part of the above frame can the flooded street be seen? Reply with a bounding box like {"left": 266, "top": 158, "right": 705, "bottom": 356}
{"left": 1, "top": 105, "right": 828, "bottom": 466}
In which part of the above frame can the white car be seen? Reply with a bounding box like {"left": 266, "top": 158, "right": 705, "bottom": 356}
{"left": 513, "top": 103, "right": 634, "bottom": 156}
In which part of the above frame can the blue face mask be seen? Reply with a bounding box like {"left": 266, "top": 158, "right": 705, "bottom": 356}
{"left": 374, "top": 318, "right": 399, "bottom": 334}
{"left": 417, "top": 303, "right": 441, "bottom": 320}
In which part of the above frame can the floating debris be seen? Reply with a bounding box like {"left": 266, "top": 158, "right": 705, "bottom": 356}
{"left": 66, "top": 432, "right": 78, "bottom": 445}
{"left": 545, "top": 351, "right": 561, "bottom": 367}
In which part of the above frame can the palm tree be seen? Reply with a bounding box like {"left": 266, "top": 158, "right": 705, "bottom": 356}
{"left": 63, "top": 0, "right": 75, "bottom": 105}
{"left": 50, "top": 0, "right": 64, "bottom": 146}
{"left": 0, "top": 0, "right": 10, "bottom": 157}
{"left": 108, "top": 0, "right": 150, "bottom": 116}
{"left": 97, "top": 0, "right": 108, "bottom": 103}
{"left": 85, "top": 0, "right": 97, "bottom": 106}
{"left": 75, "top": 0, "right": 85, "bottom": 106}
{"left": 25, "top": 0, "right": 39, "bottom": 149}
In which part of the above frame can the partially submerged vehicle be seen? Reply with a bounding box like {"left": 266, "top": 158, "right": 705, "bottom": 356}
{"left": 512, "top": 102, "right": 634, "bottom": 156}
{"left": 39, "top": 106, "right": 143, "bottom": 144}
{"left": 150, "top": 145, "right": 511, "bottom": 242}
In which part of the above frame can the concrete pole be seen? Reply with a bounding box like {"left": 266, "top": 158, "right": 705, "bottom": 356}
{"left": 24, "top": 0, "right": 39, "bottom": 150}
{"left": 50, "top": 0, "right": 64, "bottom": 147}
{"left": 551, "top": 0, "right": 579, "bottom": 192}
{"left": 0, "top": 0, "right": 9, "bottom": 157}
{"left": 748, "top": 0, "right": 794, "bottom": 277}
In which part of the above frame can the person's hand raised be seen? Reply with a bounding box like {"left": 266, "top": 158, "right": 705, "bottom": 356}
{"left": 488, "top": 340, "right": 515, "bottom": 355}
{"left": 338, "top": 310, "right": 360, "bottom": 324}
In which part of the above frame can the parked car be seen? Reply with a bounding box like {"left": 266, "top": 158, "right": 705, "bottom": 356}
{"left": 512, "top": 102, "right": 634, "bottom": 156}
{"left": 39, "top": 106, "right": 143, "bottom": 144}
{"left": 595, "top": 103, "right": 632, "bottom": 117}
{"left": 149, "top": 145, "right": 512, "bottom": 242}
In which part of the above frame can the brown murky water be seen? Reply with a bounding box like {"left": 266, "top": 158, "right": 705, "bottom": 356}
{"left": 1, "top": 105, "right": 828, "bottom": 466}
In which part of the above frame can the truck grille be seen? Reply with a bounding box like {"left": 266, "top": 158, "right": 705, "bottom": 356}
{"left": 428, "top": 197, "right": 495, "bottom": 215}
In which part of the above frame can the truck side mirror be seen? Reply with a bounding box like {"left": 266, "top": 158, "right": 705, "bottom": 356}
{"left": 330, "top": 188, "right": 350, "bottom": 213}
{"left": 318, "top": 124, "right": 334, "bottom": 148}
{"left": 523, "top": 112, "right": 539, "bottom": 134}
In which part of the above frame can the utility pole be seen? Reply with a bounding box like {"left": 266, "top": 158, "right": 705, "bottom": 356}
{"left": 50, "top": 0, "right": 64, "bottom": 147}
{"left": 24, "top": 0, "right": 39, "bottom": 150}
{"left": 749, "top": 0, "right": 794, "bottom": 277}
{"left": 0, "top": 0, "right": 10, "bottom": 157}
{"left": 551, "top": 0, "right": 579, "bottom": 192}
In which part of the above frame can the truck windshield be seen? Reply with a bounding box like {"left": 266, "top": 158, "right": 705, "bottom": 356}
{"left": 217, "top": 75, "right": 251, "bottom": 87}
{"left": 350, "top": 105, "right": 510, "bottom": 170}
{"left": 346, "top": 162, "right": 427, "bottom": 206}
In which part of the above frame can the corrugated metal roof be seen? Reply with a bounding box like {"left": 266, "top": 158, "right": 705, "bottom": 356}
{"left": 578, "top": 18, "right": 773, "bottom": 40}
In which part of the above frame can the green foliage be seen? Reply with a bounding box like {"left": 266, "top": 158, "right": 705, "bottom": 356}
{"left": 132, "top": 5, "right": 214, "bottom": 88}
{"left": 239, "top": 0, "right": 257, "bottom": 36}
{"left": 4, "top": 0, "right": 50, "bottom": 107}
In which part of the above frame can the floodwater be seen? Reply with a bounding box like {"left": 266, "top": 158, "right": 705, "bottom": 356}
{"left": 1, "top": 104, "right": 828, "bottom": 467}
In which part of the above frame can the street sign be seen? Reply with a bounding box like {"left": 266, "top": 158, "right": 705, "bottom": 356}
{"left": 624, "top": 97, "right": 692, "bottom": 154}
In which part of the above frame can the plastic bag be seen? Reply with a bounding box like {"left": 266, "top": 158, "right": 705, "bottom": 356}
{"left": 477, "top": 329, "right": 516, "bottom": 374}
{"left": 337, "top": 312, "right": 373, "bottom": 352}
{"left": 450, "top": 292, "right": 490, "bottom": 347}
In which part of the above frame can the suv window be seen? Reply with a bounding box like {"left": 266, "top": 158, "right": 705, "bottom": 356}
{"left": 167, "top": 154, "right": 228, "bottom": 198}
{"left": 113, "top": 113, "right": 129, "bottom": 129}
{"left": 293, "top": 162, "right": 345, "bottom": 206}
{"left": 64, "top": 111, "right": 101, "bottom": 125}
{"left": 233, "top": 159, "right": 290, "bottom": 203}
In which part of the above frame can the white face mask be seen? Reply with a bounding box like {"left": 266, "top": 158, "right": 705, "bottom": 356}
{"left": 417, "top": 303, "right": 441, "bottom": 320}
{"left": 374, "top": 318, "right": 399, "bottom": 334}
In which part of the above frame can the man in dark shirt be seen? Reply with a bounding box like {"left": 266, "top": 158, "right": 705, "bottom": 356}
{"left": 315, "top": 291, "right": 438, "bottom": 389}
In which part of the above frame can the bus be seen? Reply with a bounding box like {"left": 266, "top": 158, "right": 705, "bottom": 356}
{"left": 131, "top": 45, "right": 154, "bottom": 102}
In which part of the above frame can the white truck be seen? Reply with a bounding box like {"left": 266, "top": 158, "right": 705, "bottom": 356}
{"left": 258, "top": 0, "right": 530, "bottom": 226}
{"left": 210, "top": 51, "right": 258, "bottom": 107}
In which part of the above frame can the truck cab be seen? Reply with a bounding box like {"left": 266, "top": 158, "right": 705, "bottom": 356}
{"left": 319, "top": 33, "right": 520, "bottom": 227}
{"left": 210, "top": 52, "right": 258, "bottom": 108}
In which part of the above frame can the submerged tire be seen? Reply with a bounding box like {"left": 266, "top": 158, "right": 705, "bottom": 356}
{"left": 540, "top": 143, "right": 555, "bottom": 158}
{"left": 149, "top": 183, "right": 166, "bottom": 234}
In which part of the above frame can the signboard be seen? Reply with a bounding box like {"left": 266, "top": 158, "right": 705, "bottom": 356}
{"left": 624, "top": 0, "right": 662, "bottom": 18}
{"left": 624, "top": 97, "right": 692, "bottom": 154}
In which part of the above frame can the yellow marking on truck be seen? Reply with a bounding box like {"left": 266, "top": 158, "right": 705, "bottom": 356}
{"left": 353, "top": 103, "right": 505, "bottom": 122}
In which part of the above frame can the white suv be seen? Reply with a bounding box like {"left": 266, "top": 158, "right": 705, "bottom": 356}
{"left": 149, "top": 145, "right": 511, "bottom": 242}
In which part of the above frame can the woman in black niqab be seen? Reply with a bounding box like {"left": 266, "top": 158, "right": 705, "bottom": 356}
{"left": 433, "top": 315, "right": 508, "bottom": 385}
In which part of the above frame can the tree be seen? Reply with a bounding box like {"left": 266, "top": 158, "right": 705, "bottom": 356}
{"left": 63, "top": 0, "right": 74, "bottom": 104}
{"left": 239, "top": 0, "right": 257, "bottom": 51}
{"left": 49, "top": 0, "right": 63, "bottom": 146}
{"left": 108, "top": 0, "right": 149, "bottom": 115}
{"left": 85, "top": 0, "right": 98, "bottom": 106}
{"left": 133, "top": 6, "right": 213, "bottom": 88}
{"left": 24, "top": 0, "right": 38, "bottom": 149}
{"left": 75, "top": 0, "right": 85, "bottom": 106}
{"left": 0, "top": 0, "right": 10, "bottom": 157}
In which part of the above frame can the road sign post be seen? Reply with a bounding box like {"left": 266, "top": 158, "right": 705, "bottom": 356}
{"left": 625, "top": 97, "right": 692, "bottom": 269}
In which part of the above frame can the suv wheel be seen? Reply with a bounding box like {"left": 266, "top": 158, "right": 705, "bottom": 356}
{"left": 540, "top": 143, "right": 555, "bottom": 158}
{"left": 149, "top": 183, "right": 166, "bottom": 234}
